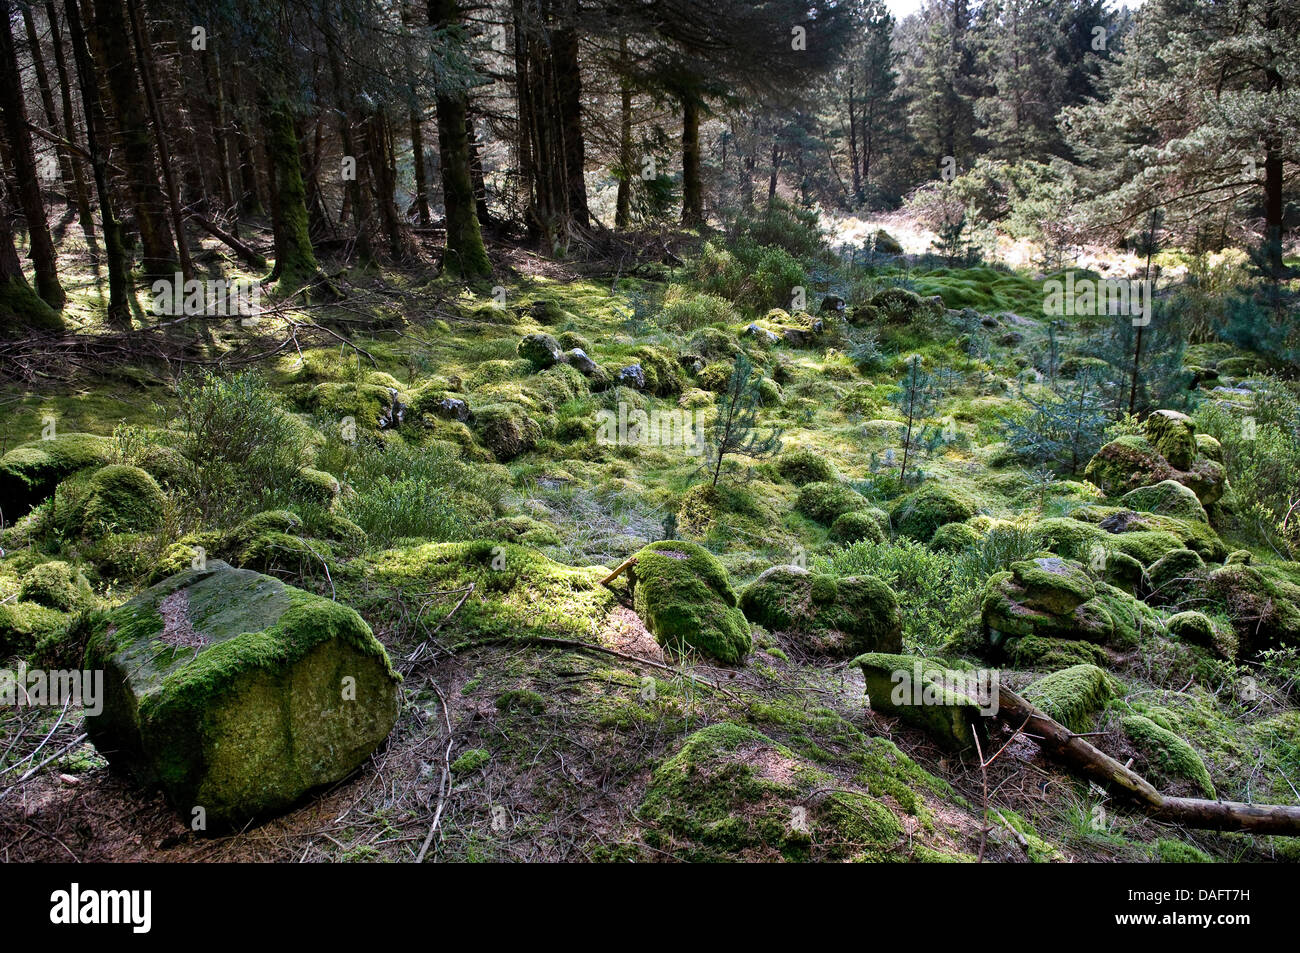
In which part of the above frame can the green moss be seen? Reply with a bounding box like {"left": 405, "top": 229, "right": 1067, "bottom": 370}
{"left": 830, "top": 509, "right": 887, "bottom": 544}
{"left": 776, "top": 448, "right": 838, "bottom": 486}
{"left": 890, "top": 483, "right": 978, "bottom": 543}
{"left": 630, "top": 541, "right": 751, "bottom": 663}
{"left": 19, "top": 560, "right": 94, "bottom": 611}
{"left": 1023, "top": 664, "right": 1118, "bottom": 733}
{"left": 76, "top": 464, "right": 167, "bottom": 533}
{"left": 450, "top": 748, "right": 491, "bottom": 774}
{"left": 1120, "top": 715, "right": 1216, "bottom": 798}
{"left": 1120, "top": 480, "right": 1207, "bottom": 523}
{"left": 853, "top": 652, "right": 988, "bottom": 751}
{"left": 0, "top": 600, "right": 71, "bottom": 658}
{"left": 473, "top": 402, "right": 541, "bottom": 461}
{"left": 1144, "top": 410, "right": 1197, "bottom": 471}
{"left": 929, "top": 521, "right": 982, "bottom": 553}
{"left": 496, "top": 689, "right": 547, "bottom": 714}
{"left": 795, "top": 481, "right": 868, "bottom": 525}
{"left": 83, "top": 564, "right": 400, "bottom": 826}
{"left": 1006, "top": 634, "right": 1109, "bottom": 670}
{"left": 1152, "top": 838, "right": 1213, "bottom": 863}
{"left": 518, "top": 333, "right": 563, "bottom": 369}
{"left": 0, "top": 432, "right": 115, "bottom": 517}
{"left": 739, "top": 566, "right": 901, "bottom": 657}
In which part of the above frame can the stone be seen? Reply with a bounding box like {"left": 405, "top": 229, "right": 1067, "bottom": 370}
{"left": 84, "top": 563, "right": 400, "bottom": 826}
{"left": 432, "top": 397, "right": 470, "bottom": 422}
{"left": 616, "top": 364, "right": 647, "bottom": 390}
{"left": 518, "top": 333, "right": 564, "bottom": 369}
{"left": 739, "top": 565, "right": 902, "bottom": 658}
{"left": 629, "top": 541, "right": 751, "bottom": 663}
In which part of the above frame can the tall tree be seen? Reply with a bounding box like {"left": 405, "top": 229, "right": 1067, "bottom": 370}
{"left": 0, "top": 0, "right": 65, "bottom": 308}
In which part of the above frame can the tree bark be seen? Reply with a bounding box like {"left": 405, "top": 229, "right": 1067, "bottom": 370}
{"left": 614, "top": 37, "right": 632, "bottom": 230}
{"left": 410, "top": 109, "right": 431, "bottom": 227}
{"left": 0, "top": 0, "right": 65, "bottom": 308}
{"left": 428, "top": 0, "right": 490, "bottom": 278}
{"left": 680, "top": 94, "right": 703, "bottom": 226}
{"left": 44, "top": 1, "right": 95, "bottom": 241}
{"left": 64, "top": 0, "right": 129, "bottom": 327}
{"left": 0, "top": 185, "right": 62, "bottom": 333}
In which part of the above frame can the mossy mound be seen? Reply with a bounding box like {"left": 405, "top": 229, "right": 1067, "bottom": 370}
{"left": 775, "top": 448, "right": 838, "bottom": 486}
{"left": 77, "top": 464, "right": 167, "bottom": 533}
{"left": 1006, "top": 634, "right": 1109, "bottom": 671}
{"left": 83, "top": 563, "right": 400, "bottom": 827}
{"left": 0, "top": 599, "right": 71, "bottom": 659}
{"left": 1165, "top": 611, "right": 1237, "bottom": 660}
{"left": 1144, "top": 410, "right": 1198, "bottom": 470}
{"left": 1084, "top": 432, "right": 1226, "bottom": 506}
{"left": 19, "top": 560, "right": 94, "bottom": 611}
{"left": 982, "top": 557, "right": 1159, "bottom": 649}
{"left": 794, "top": 481, "right": 868, "bottom": 525}
{"left": 1032, "top": 515, "right": 1188, "bottom": 568}
{"left": 890, "top": 483, "right": 977, "bottom": 543}
{"left": 1120, "top": 480, "right": 1208, "bottom": 524}
{"left": 1120, "top": 715, "right": 1215, "bottom": 799}
{"left": 853, "top": 652, "right": 990, "bottom": 751}
{"left": 629, "top": 541, "right": 751, "bottom": 663}
{"left": 1145, "top": 548, "right": 1206, "bottom": 605}
{"left": 473, "top": 402, "right": 542, "bottom": 461}
{"left": 1203, "top": 563, "right": 1300, "bottom": 653}
{"left": 829, "top": 509, "right": 887, "bottom": 545}
{"left": 517, "top": 333, "right": 564, "bottom": 369}
{"left": 1023, "top": 664, "right": 1117, "bottom": 733}
{"left": 637, "top": 722, "right": 965, "bottom": 862}
{"left": 929, "top": 521, "right": 982, "bottom": 554}
{"left": 739, "top": 565, "right": 902, "bottom": 658}
{"left": 0, "top": 433, "right": 115, "bottom": 518}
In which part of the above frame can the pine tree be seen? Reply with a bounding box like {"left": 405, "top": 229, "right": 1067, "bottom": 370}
{"left": 888, "top": 354, "right": 943, "bottom": 482}
{"left": 1001, "top": 366, "right": 1109, "bottom": 474}
{"left": 706, "top": 352, "right": 783, "bottom": 488}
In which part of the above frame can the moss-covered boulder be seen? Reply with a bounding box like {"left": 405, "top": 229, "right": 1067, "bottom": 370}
{"left": 77, "top": 464, "right": 167, "bottom": 533}
{"left": 1120, "top": 715, "right": 1215, "bottom": 798}
{"left": 739, "top": 565, "right": 901, "bottom": 658}
{"left": 1006, "top": 634, "right": 1109, "bottom": 671}
{"left": 629, "top": 541, "right": 751, "bottom": 663}
{"left": 0, "top": 599, "right": 71, "bottom": 659}
{"left": 1203, "top": 563, "right": 1300, "bottom": 653}
{"left": 473, "top": 402, "right": 542, "bottom": 461}
{"left": 517, "top": 332, "right": 564, "bottom": 369}
{"left": 19, "top": 560, "right": 94, "bottom": 611}
{"left": 929, "top": 520, "right": 982, "bottom": 553}
{"left": 83, "top": 563, "right": 400, "bottom": 826}
{"left": 794, "top": 481, "right": 868, "bottom": 525}
{"left": 890, "top": 483, "right": 977, "bottom": 543}
{"left": 853, "top": 652, "right": 992, "bottom": 751}
{"left": 829, "top": 509, "right": 886, "bottom": 544}
{"left": 1023, "top": 664, "right": 1117, "bottom": 733}
{"left": 0, "top": 432, "right": 114, "bottom": 518}
{"left": 1085, "top": 433, "right": 1226, "bottom": 506}
{"left": 1144, "top": 410, "right": 1197, "bottom": 470}
{"left": 637, "top": 722, "right": 967, "bottom": 862}
{"left": 1145, "top": 548, "right": 1206, "bottom": 605}
{"left": 775, "top": 448, "right": 838, "bottom": 486}
{"left": 1120, "top": 480, "right": 1208, "bottom": 524}
{"left": 982, "top": 556, "right": 1158, "bottom": 648}
{"left": 1166, "top": 611, "right": 1237, "bottom": 660}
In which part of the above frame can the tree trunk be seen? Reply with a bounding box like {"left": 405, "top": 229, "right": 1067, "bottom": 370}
{"left": 0, "top": 186, "right": 62, "bottom": 333}
{"left": 324, "top": 25, "right": 374, "bottom": 266}
{"left": 554, "top": 23, "right": 587, "bottom": 228}
{"left": 614, "top": 37, "right": 631, "bottom": 230}
{"left": 410, "top": 109, "right": 430, "bottom": 227}
{"left": 0, "top": 0, "right": 65, "bottom": 308}
{"left": 64, "top": 0, "right": 129, "bottom": 327}
{"left": 45, "top": 1, "right": 95, "bottom": 242}
{"left": 261, "top": 94, "right": 324, "bottom": 293}
{"left": 21, "top": 6, "right": 77, "bottom": 198}
{"left": 467, "top": 113, "right": 490, "bottom": 227}
{"left": 847, "top": 75, "right": 861, "bottom": 203}
{"left": 680, "top": 94, "right": 703, "bottom": 227}
{"left": 125, "top": 0, "right": 193, "bottom": 282}
{"left": 428, "top": 0, "right": 490, "bottom": 278}
{"left": 90, "top": 0, "right": 176, "bottom": 279}
{"left": 768, "top": 142, "right": 781, "bottom": 201}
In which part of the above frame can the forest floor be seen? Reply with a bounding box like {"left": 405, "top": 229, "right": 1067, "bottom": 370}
{"left": 1, "top": 208, "right": 1297, "bottom": 863}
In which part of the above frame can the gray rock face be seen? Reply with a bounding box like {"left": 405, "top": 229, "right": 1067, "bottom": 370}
{"left": 617, "top": 364, "right": 647, "bottom": 390}
{"left": 433, "top": 397, "right": 470, "bottom": 422}
{"left": 567, "top": 348, "right": 600, "bottom": 377}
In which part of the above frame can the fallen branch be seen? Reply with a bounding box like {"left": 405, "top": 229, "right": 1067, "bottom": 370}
{"left": 188, "top": 214, "right": 267, "bottom": 268}
{"left": 992, "top": 687, "right": 1300, "bottom": 836}
{"left": 598, "top": 556, "right": 637, "bottom": 587}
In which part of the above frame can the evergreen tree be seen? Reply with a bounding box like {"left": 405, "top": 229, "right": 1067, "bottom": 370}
{"left": 1001, "top": 366, "right": 1109, "bottom": 474}
{"left": 706, "top": 352, "right": 783, "bottom": 488}
{"left": 888, "top": 354, "right": 943, "bottom": 482}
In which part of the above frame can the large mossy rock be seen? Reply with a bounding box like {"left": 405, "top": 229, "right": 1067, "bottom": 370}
{"left": 77, "top": 464, "right": 167, "bottom": 533}
{"left": 473, "top": 401, "right": 541, "bottom": 461}
{"left": 1022, "top": 664, "right": 1117, "bottom": 733}
{"left": 1084, "top": 420, "right": 1226, "bottom": 506}
{"left": 84, "top": 563, "right": 400, "bottom": 826}
{"left": 1204, "top": 562, "right": 1300, "bottom": 653}
{"left": 982, "top": 556, "right": 1158, "bottom": 649}
{"left": 739, "top": 565, "right": 901, "bottom": 658}
{"left": 1120, "top": 480, "right": 1208, "bottom": 524}
{"left": 0, "top": 432, "right": 114, "bottom": 518}
{"left": 629, "top": 541, "right": 751, "bottom": 663}
{"left": 794, "top": 481, "right": 868, "bottom": 524}
{"left": 890, "top": 482, "right": 977, "bottom": 543}
{"left": 853, "top": 652, "right": 991, "bottom": 751}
